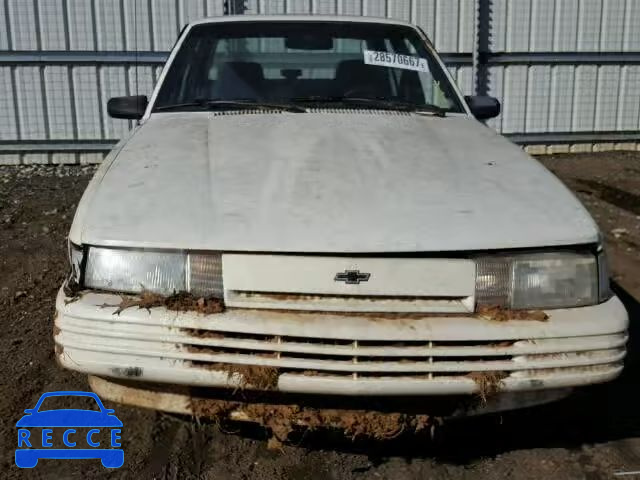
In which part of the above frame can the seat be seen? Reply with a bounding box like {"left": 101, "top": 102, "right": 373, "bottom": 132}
{"left": 333, "top": 59, "right": 393, "bottom": 98}
{"left": 213, "top": 61, "right": 265, "bottom": 100}
{"left": 398, "top": 69, "right": 426, "bottom": 104}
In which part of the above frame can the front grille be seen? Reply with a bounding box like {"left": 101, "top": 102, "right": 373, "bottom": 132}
{"left": 225, "top": 290, "right": 472, "bottom": 313}
{"left": 58, "top": 314, "right": 627, "bottom": 377}
{"left": 221, "top": 255, "right": 477, "bottom": 313}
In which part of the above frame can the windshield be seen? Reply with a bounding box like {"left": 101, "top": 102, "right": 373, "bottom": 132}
{"left": 37, "top": 395, "right": 101, "bottom": 412}
{"left": 153, "top": 21, "right": 465, "bottom": 113}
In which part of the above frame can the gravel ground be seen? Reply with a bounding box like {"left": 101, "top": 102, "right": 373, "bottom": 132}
{"left": 1, "top": 153, "right": 639, "bottom": 479}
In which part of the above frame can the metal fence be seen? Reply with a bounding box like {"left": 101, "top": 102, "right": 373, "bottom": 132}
{"left": 0, "top": 0, "right": 639, "bottom": 164}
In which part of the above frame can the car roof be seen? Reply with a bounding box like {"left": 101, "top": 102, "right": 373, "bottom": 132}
{"left": 38, "top": 391, "right": 99, "bottom": 398}
{"left": 189, "top": 14, "right": 418, "bottom": 29}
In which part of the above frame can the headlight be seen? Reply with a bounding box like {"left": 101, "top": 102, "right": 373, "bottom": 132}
{"left": 597, "top": 249, "right": 611, "bottom": 302}
{"left": 475, "top": 251, "right": 604, "bottom": 310}
{"left": 83, "top": 247, "right": 223, "bottom": 297}
{"left": 68, "top": 241, "right": 84, "bottom": 284}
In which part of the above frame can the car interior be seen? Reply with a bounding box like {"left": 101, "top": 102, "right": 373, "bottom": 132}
{"left": 207, "top": 59, "right": 427, "bottom": 103}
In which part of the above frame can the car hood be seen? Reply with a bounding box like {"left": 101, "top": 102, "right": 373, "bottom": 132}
{"left": 73, "top": 111, "right": 598, "bottom": 252}
{"left": 16, "top": 410, "right": 122, "bottom": 427}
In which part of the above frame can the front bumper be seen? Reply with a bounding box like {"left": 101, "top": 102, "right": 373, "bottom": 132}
{"left": 54, "top": 288, "right": 628, "bottom": 398}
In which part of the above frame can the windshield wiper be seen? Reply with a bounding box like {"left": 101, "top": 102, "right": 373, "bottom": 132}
{"left": 205, "top": 99, "right": 307, "bottom": 113}
{"left": 291, "top": 96, "right": 447, "bottom": 116}
{"left": 154, "top": 99, "right": 306, "bottom": 113}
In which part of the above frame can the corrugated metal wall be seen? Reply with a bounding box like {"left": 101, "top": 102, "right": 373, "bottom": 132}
{"left": 0, "top": 0, "right": 228, "bottom": 164}
{"left": 0, "top": 0, "right": 639, "bottom": 164}
{"left": 487, "top": 0, "right": 640, "bottom": 142}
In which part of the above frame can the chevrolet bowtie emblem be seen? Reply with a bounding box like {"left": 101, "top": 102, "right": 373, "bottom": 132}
{"left": 334, "top": 270, "right": 371, "bottom": 285}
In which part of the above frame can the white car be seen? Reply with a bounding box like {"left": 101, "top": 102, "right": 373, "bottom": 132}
{"left": 56, "top": 15, "right": 628, "bottom": 429}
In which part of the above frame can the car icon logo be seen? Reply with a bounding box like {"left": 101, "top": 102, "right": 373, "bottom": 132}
{"left": 15, "top": 391, "right": 124, "bottom": 468}
{"left": 334, "top": 269, "right": 371, "bottom": 285}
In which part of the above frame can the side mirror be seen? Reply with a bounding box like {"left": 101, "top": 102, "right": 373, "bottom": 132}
{"left": 105, "top": 409, "right": 115, "bottom": 414}
{"left": 24, "top": 409, "right": 35, "bottom": 414}
{"left": 107, "top": 95, "right": 148, "bottom": 120}
{"left": 464, "top": 95, "right": 501, "bottom": 120}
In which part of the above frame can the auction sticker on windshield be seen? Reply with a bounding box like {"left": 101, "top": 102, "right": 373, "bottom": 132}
{"left": 363, "top": 50, "right": 430, "bottom": 73}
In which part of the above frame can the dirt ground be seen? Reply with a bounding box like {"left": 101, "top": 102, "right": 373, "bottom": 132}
{"left": 1, "top": 151, "right": 639, "bottom": 479}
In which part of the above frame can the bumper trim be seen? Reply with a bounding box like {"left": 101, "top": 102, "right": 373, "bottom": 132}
{"left": 88, "top": 375, "right": 574, "bottom": 419}
{"left": 56, "top": 290, "right": 629, "bottom": 341}
{"left": 60, "top": 346, "right": 623, "bottom": 395}
{"left": 58, "top": 335, "right": 626, "bottom": 373}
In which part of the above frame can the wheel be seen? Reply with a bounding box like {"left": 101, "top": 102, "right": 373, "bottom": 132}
{"left": 15, "top": 450, "right": 38, "bottom": 468}
{"left": 100, "top": 450, "right": 124, "bottom": 468}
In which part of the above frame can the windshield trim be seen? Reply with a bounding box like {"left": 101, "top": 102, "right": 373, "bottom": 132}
{"left": 144, "top": 20, "right": 470, "bottom": 121}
